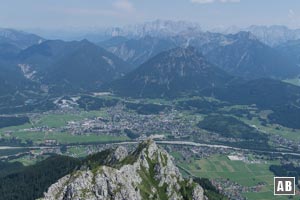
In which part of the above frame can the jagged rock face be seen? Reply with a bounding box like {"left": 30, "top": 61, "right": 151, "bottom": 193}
{"left": 101, "top": 36, "right": 177, "bottom": 66}
{"left": 112, "top": 146, "right": 128, "bottom": 161}
{"left": 40, "top": 141, "right": 204, "bottom": 200}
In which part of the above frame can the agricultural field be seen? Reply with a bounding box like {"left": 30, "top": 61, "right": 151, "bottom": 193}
{"left": 178, "top": 154, "right": 291, "bottom": 200}
{"left": 11, "top": 131, "right": 129, "bottom": 144}
{"left": 241, "top": 116, "right": 300, "bottom": 141}
{"left": 0, "top": 110, "right": 129, "bottom": 146}
{"left": 32, "top": 111, "right": 110, "bottom": 128}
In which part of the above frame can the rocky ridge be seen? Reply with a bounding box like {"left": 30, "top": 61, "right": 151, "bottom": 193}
{"left": 39, "top": 140, "right": 204, "bottom": 200}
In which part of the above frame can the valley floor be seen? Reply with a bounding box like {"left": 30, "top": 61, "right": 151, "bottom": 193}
{"left": 0, "top": 94, "right": 300, "bottom": 199}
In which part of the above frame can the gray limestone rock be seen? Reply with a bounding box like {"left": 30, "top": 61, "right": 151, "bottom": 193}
{"left": 39, "top": 140, "right": 204, "bottom": 200}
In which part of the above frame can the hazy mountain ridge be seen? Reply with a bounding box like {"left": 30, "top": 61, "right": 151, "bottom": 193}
{"left": 105, "top": 19, "right": 202, "bottom": 39}
{"left": 276, "top": 39, "right": 300, "bottom": 66}
{"left": 100, "top": 24, "right": 299, "bottom": 80}
{"left": 0, "top": 29, "right": 45, "bottom": 95}
{"left": 99, "top": 21, "right": 300, "bottom": 47}
{"left": 204, "top": 31, "right": 300, "bottom": 79}
{"left": 107, "top": 47, "right": 233, "bottom": 98}
{"left": 99, "top": 35, "right": 177, "bottom": 66}
{"left": 102, "top": 32, "right": 299, "bottom": 80}
{"left": 213, "top": 25, "right": 300, "bottom": 46}
{"left": 0, "top": 38, "right": 134, "bottom": 111}
{"left": 0, "top": 28, "right": 44, "bottom": 49}
{"left": 15, "top": 39, "right": 133, "bottom": 94}
{"left": 1, "top": 23, "right": 300, "bottom": 116}
{"left": 244, "top": 25, "right": 300, "bottom": 46}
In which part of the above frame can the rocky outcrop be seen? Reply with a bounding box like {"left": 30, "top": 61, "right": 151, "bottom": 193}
{"left": 39, "top": 140, "right": 204, "bottom": 200}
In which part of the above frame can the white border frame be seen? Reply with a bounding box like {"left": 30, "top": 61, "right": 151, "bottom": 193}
{"left": 274, "top": 177, "right": 295, "bottom": 196}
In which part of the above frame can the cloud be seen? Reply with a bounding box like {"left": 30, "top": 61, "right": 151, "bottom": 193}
{"left": 191, "top": 0, "right": 240, "bottom": 4}
{"left": 191, "top": 0, "right": 214, "bottom": 4}
{"left": 288, "top": 9, "right": 295, "bottom": 18}
{"left": 220, "top": 0, "right": 240, "bottom": 3}
{"left": 113, "top": 0, "right": 134, "bottom": 12}
{"left": 288, "top": 9, "right": 300, "bottom": 28}
{"left": 62, "top": 8, "right": 118, "bottom": 16}
{"left": 52, "top": 0, "right": 135, "bottom": 18}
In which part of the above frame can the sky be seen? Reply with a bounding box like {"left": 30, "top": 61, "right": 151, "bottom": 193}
{"left": 1, "top": 0, "right": 300, "bottom": 30}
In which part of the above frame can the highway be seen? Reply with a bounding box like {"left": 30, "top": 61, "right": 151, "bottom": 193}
{"left": 1, "top": 140, "right": 300, "bottom": 157}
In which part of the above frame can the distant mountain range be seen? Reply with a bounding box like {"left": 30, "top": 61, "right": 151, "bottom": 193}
{"left": 100, "top": 20, "right": 300, "bottom": 48}
{"left": 0, "top": 23, "right": 300, "bottom": 116}
{"left": 105, "top": 19, "right": 202, "bottom": 39}
{"left": 81, "top": 20, "right": 300, "bottom": 49}
{"left": 0, "top": 28, "right": 44, "bottom": 49}
{"left": 101, "top": 31, "right": 299, "bottom": 80}
{"left": 0, "top": 29, "right": 45, "bottom": 96}
{"left": 107, "top": 47, "right": 233, "bottom": 98}
{"left": 219, "top": 25, "right": 300, "bottom": 47}
{"left": 8, "top": 20, "right": 300, "bottom": 47}
{"left": 0, "top": 39, "right": 135, "bottom": 102}
{"left": 17, "top": 39, "right": 133, "bottom": 94}
{"left": 204, "top": 32, "right": 299, "bottom": 79}
{"left": 99, "top": 36, "right": 177, "bottom": 66}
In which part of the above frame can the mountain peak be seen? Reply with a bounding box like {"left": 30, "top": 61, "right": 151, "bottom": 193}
{"left": 233, "top": 31, "right": 258, "bottom": 41}
{"left": 17, "top": 39, "right": 133, "bottom": 94}
{"left": 108, "top": 46, "right": 232, "bottom": 98}
{"left": 40, "top": 140, "right": 204, "bottom": 200}
{"left": 106, "top": 19, "right": 202, "bottom": 38}
{"left": 80, "top": 38, "right": 90, "bottom": 43}
{"left": 205, "top": 30, "right": 300, "bottom": 79}
{"left": 167, "top": 46, "right": 200, "bottom": 57}
{"left": 0, "top": 28, "right": 44, "bottom": 49}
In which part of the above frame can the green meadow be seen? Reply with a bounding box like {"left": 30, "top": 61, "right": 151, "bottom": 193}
{"left": 178, "top": 154, "right": 291, "bottom": 200}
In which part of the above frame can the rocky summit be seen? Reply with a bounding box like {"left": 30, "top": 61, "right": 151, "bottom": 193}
{"left": 39, "top": 140, "right": 204, "bottom": 200}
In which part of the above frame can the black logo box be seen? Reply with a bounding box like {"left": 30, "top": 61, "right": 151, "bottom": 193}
{"left": 274, "top": 177, "right": 295, "bottom": 196}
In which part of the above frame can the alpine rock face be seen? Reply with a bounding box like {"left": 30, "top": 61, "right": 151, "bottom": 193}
{"left": 99, "top": 36, "right": 177, "bottom": 66}
{"left": 105, "top": 19, "right": 202, "bottom": 38}
{"left": 39, "top": 140, "right": 204, "bottom": 200}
